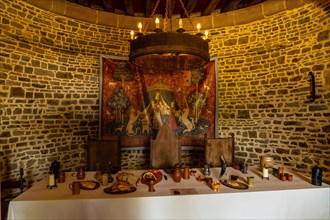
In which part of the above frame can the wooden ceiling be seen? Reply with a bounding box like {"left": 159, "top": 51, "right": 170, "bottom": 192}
{"left": 66, "top": 0, "right": 267, "bottom": 18}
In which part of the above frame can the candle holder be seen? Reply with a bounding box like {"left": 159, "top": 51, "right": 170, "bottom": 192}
{"left": 135, "top": 32, "right": 144, "bottom": 37}
{"left": 47, "top": 184, "right": 57, "bottom": 189}
{"left": 196, "top": 33, "right": 204, "bottom": 37}
{"left": 176, "top": 28, "right": 185, "bottom": 33}
{"left": 154, "top": 28, "right": 162, "bottom": 33}
{"left": 262, "top": 176, "right": 270, "bottom": 180}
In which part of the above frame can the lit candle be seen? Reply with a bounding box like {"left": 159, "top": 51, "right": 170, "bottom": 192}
{"left": 205, "top": 30, "right": 209, "bottom": 39}
{"left": 197, "top": 23, "right": 201, "bottom": 32}
{"left": 155, "top": 18, "right": 159, "bottom": 29}
{"left": 49, "top": 174, "right": 55, "bottom": 186}
{"left": 179, "top": 19, "right": 183, "bottom": 29}
{"left": 130, "top": 30, "right": 134, "bottom": 40}
{"left": 138, "top": 22, "right": 142, "bottom": 32}
{"left": 263, "top": 167, "right": 269, "bottom": 178}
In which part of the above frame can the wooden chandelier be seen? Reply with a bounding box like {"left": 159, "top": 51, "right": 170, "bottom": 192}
{"left": 129, "top": 0, "right": 210, "bottom": 71}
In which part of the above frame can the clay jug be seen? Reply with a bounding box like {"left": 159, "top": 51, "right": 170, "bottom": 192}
{"left": 172, "top": 164, "right": 182, "bottom": 183}
{"left": 77, "top": 166, "right": 85, "bottom": 180}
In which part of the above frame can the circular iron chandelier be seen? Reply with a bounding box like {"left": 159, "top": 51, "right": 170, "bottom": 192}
{"left": 129, "top": 0, "right": 210, "bottom": 71}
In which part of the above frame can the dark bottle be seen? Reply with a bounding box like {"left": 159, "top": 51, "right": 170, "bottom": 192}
{"left": 311, "top": 166, "right": 322, "bottom": 186}
{"left": 50, "top": 160, "right": 60, "bottom": 179}
{"left": 106, "top": 161, "right": 114, "bottom": 183}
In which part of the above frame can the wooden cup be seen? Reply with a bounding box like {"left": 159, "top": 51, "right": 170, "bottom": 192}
{"left": 278, "top": 167, "right": 284, "bottom": 175}
{"left": 183, "top": 167, "right": 190, "bottom": 179}
{"left": 101, "top": 174, "right": 109, "bottom": 186}
{"left": 69, "top": 181, "right": 80, "bottom": 195}
{"left": 58, "top": 171, "right": 65, "bottom": 183}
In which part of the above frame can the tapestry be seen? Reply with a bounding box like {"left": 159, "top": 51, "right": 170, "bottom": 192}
{"left": 99, "top": 55, "right": 217, "bottom": 147}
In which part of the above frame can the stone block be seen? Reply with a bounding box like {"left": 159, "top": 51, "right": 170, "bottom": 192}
{"left": 263, "top": 0, "right": 286, "bottom": 16}
{"left": 234, "top": 4, "right": 264, "bottom": 25}
{"left": 65, "top": 1, "right": 97, "bottom": 24}
{"left": 51, "top": 0, "right": 66, "bottom": 15}
{"left": 26, "top": 0, "right": 54, "bottom": 11}
{"left": 10, "top": 87, "right": 25, "bottom": 97}
{"left": 97, "top": 11, "right": 118, "bottom": 27}
{"left": 189, "top": 16, "right": 213, "bottom": 31}
{"left": 317, "top": 30, "right": 329, "bottom": 42}
{"left": 118, "top": 15, "right": 146, "bottom": 31}
{"left": 212, "top": 12, "right": 234, "bottom": 28}
{"left": 285, "top": 0, "right": 305, "bottom": 10}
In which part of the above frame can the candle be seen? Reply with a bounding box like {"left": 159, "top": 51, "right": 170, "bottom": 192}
{"left": 138, "top": 22, "right": 142, "bottom": 32}
{"left": 155, "top": 18, "right": 159, "bottom": 29}
{"left": 197, "top": 23, "right": 201, "bottom": 32}
{"left": 205, "top": 30, "right": 208, "bottom": 39}
{"left": 130, "top": 30, "right": 134, "bottom": 40}
{"left": 49, "top": 174, "right": 55, "bottom": 186}
{"left": 179, "top": 19, "right": 183, "bottom": 28}
{"left": 263, "top": 167, "right": 269, "bottom": 178}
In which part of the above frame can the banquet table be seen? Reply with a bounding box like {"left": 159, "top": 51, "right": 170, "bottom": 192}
{"left": 7, "top": 167, "right": 330, "bottom": 220}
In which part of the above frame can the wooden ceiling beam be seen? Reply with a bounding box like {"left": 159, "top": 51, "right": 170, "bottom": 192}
{"left": 202, "top": 0, "right": 221, "bottom": 16}
{"left": 216, "top": 0, "right": 230, "bottom": 13}
{"left": 101, "top": 0, "right": 114, "bottom": 12}
{"left": 245, "top": 0, "right": 265, "bottom": 7}
{"left": 221, "top": 0, "right": 242, "bottom": 12}
{"left": 77, "top": 0, "right": 91, "bottom": 7}
{"left": 168, "top": 0, "right": 176, "bottom": 18}
{"left": 146, "top": 0, "right": 153, "bottom": 18}
{"left": 124, "top": 0, "right": 134, "bottom": 16}
{"left": 185, "top": 0, "right": 198, "bottom": 16}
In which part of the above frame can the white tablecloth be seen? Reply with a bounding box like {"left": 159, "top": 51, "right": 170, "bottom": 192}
{"left": 8, "top": 167, "right": 330, "bottom": 219}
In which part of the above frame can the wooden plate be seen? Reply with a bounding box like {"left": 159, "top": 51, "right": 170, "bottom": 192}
{"left": 220, "top": 179, "right": 249, "bottom": 190}
{"left": 79, "top": 181, "right": 100, "bottom": 190}
{"left": 103, "top": 186, "right": 137, "bottom": 194}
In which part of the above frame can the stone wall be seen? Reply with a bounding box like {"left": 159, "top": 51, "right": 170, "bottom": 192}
{"left": 0, "top": 0, "right": 129, "bottom": 183}
{"left": 0, "top": 0, "right": 329, "bottom": 185}
{"left": 212, "top": 0, "right": 330, "bottom": 182}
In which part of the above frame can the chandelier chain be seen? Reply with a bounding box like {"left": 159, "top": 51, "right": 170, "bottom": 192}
{"left": 164, "top": 0, "right": 170, "bottom": 32}
{"left": 178, "top": 0, "right": 195, "bottom": 30}
{"left": 143, "top": 0, "right": 161, "bottom": 34}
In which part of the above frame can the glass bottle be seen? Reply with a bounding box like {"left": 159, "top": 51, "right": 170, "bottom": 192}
{"left": 106, "top": 161, "right": 114, "bottom": 183}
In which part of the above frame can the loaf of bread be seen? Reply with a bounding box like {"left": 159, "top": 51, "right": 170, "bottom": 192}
{"left": 116, "top": 172, "right": 138, "bottom": 185}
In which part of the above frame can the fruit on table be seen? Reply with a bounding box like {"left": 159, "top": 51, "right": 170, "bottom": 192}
{"left": 142, "top": 169, "right": 162, "bottom": 180}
